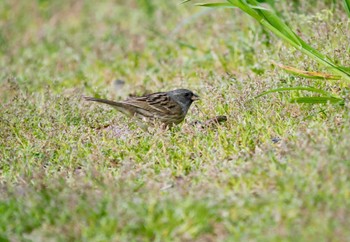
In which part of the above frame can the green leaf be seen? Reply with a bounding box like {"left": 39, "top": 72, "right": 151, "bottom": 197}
{"left": 338, "top": 65, "right": 350, "bottom": 72}
{"left": 195, "top": 3, "right": 236, "bottom": 8}
{"left": 227, "top": 0, "right": 261, "bottom": 19}
{"left": 247, "top": 4, "right": 271, "bottom": 11}
{"left": 343, "top": 0, "right": 350, "bottom": 17}
{"left": 258, "top": 8, "right": 302, "bottom": 46}
{"left": 195, "top": 2, "right": 270, "bottom": 10}
{"left": 290, "top": 97, "right": 345, "bottom": 105}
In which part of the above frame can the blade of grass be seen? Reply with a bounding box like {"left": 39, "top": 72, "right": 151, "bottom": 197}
{"left": 343, "top": 0, "right": 350, "bottom": 17}
{"left": 196, "top": 2, "right": 270, "bottom": 10}
{"left": 195, "top": 3, "right": 236, "bottom": 8}
{"left": 290, "top": 96, "right": 345, "bottom": 105}
{"left": 271, "top": 61, "right": 341, "bottom": 80}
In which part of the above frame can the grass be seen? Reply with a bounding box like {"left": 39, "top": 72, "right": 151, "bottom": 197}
{"left": 1, "top": 0, "right": 350, "bottom": 241}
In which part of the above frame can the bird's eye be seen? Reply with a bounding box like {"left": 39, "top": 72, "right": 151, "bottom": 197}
{"left": 185, "top": 93, "right": 190, "bottom": 97}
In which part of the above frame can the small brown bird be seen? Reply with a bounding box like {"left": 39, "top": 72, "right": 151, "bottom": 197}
{"left": 84, "top": 89, "right": 199, "bottom": 126}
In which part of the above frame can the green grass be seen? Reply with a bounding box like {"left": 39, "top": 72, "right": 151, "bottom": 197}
{"left": 1, "top": 0, "right": 350, "bottom": 241}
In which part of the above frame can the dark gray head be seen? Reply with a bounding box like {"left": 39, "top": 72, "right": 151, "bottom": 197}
{"left": 167, "top": 89, "right": 199, "bottom": 114}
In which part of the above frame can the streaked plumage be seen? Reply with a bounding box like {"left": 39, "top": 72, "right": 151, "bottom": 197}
{"left": 84, "top": 89, "right": 199, "bottom": 126}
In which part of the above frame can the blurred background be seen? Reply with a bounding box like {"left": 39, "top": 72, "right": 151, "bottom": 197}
{"left": 1, "top": 0, "right": 228, "bottom": 95}
{"left": 1, "top": 0, "right": 342, "bottom": 98}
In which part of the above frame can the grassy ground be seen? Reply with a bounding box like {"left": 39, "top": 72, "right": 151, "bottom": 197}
{"left": 1, "top": 0, "right": 350, "bottom": 241}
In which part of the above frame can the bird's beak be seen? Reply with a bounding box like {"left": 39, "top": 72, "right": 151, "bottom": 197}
{"left": 191, "top": 94, "right": 200, "bottom": 101}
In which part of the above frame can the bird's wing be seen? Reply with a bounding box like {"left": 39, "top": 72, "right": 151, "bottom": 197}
{"left": 123, "top": 92, "right": 184, "bottom": 118}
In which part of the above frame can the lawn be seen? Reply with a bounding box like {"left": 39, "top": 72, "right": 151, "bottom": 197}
{"left": 1, "top": 0, "right": 350, "bottom": 241}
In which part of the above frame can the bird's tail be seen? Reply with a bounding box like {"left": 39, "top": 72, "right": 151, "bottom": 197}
{"left": 83, "top": 96, "right": 123, "bottom": 108}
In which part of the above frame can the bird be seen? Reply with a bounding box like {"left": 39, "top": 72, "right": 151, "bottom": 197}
{"left": 84, "top": 89, "right": 199, "bottom": 126}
